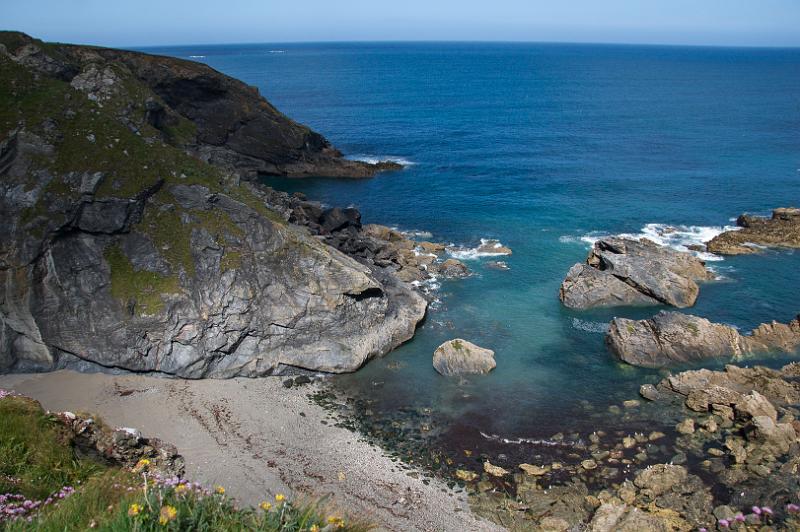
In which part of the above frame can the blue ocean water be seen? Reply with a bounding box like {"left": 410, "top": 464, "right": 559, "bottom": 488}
{"left": 143, "top": 42, "right": 800, "bottom": 450}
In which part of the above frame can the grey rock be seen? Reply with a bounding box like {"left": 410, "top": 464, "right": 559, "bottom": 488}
{"left": 432, "top": 339, "right": 496, "bottom": 376}
{"left": 560, "top": 237, "right": 712, "bottom": 309}
{"left": 607, "top": 311, "right": 800, "bottom": 368}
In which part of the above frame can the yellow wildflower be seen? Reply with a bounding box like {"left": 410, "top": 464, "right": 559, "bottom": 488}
{"left": 158, "top": 505, "right": 177, "bottom": 525}
{"left": 327, "top": 515, "right": 345, "bottom": 528}
{"left": 174, "top": 483, "right": 188, "bottom": 495}
{"left": 259, "top": 501, "right": 272, "bottom": 511}
{"left": 310, "top": 525, "right": 320, "bottom": 532}
{"left": 127, "top": 503, "right": 143, "bottom": 517}
{"left": 215, "top": 485, "right": 225, "bottom": 495}
{"left": 275, "top": 493, "right": 285, "bottom": 502}
{"left": 133, "top": 458, "right": 151, "bottom": 472}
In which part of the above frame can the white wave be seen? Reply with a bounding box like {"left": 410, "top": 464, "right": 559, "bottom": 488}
{"left": 571, "top": 318, "right": 610, "bottom": 334}
{"left": 480, "top": 431, "right": 574, "bottom": 447}
{"left": 188, "top": 55, "right": 206, "bottom": 59}
{"left": 448, "top": 239, "right": 511, "bottom": 260}
{"left": 411, "top": 274, "right": 440, "bottom": 293}
{"left": 399, "top": 229, "right": 433, "bottom": 239}
{"left": 268, "top": 50, "right": 286, "bottom": 54}
{"left": 347, "top": 155, "right": 416, "bottom": 166}
{"left": 569, "top": 223, "right": 740, "bottom": 262}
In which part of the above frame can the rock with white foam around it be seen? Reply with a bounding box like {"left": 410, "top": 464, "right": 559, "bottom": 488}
{"left": 560, "top": 237, "right": 713, "bottom": 310}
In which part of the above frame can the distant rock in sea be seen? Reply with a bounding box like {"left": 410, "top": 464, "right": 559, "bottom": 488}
{"left": 606, "top": 310, "right": 800, "bottom": 368}
{"left": 706, "top": 207, "right": 800, "bottom": 255}
{"left": 559, "top": 237, "right": 713, "bottom": 310}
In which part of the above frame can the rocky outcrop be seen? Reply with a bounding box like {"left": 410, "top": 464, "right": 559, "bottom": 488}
{"left": 559, "top": 238, "right": 712, "bottom": 310}
{"left": 707, "top": 208, "right": 800, "bottom": 255}
{"left": 432, "top": 339, "right": 496, "bottom": 376}
{"left": 606, "top": 311, "right": 800, "bottom": 368}
{"left": 0, "top": 31, "right": 400, "bottom": 179}
{"left": 0, "top": 33, "right": 428, "bottom": 377}
{"left": 57, "top": 409, "right": 184, "bottom": 477}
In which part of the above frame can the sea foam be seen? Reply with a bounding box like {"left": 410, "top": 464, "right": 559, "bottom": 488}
{"left": 347, "top": 155, "right": 416, "bottom": 166}
{"left": 563, "top": 222, "right": 740, "bottom": 262}
{"left": 448, "top": 239, "right": 511, "bottom": 260}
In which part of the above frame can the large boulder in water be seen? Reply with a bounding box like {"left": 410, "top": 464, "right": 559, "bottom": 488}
{"left": 559, "top": 238, "right": 713, "bottom": 309}
{"left": 433, "top": 339, "right": 496, "bottom": 376}
{"left": 607, "top": 311, "right": 800, "bottom": 368}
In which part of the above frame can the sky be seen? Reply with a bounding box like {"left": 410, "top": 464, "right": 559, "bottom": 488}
{"left": 3, "top": 0, "right": 800, "bottom": 48}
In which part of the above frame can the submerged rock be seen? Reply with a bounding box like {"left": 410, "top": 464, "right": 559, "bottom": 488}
{"left": 560, "top": 238, "right": 712, "bottom": 310}
{"left": 606, "top": 311, "right": 800, "bottom": 368}
{"left": 706, "top": 207, "right": 800, "bottom": 255}
{"left": 432, "top": 339, "right": 496, "bottom": 376}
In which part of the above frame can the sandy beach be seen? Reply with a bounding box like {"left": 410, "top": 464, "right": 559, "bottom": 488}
{"left": 0, "top": 371, "right": 502, "bottom": 532}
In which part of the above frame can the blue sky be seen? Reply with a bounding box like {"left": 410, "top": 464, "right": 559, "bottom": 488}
{"left": 4, "top": 0, "right": 800, "bottom": 47}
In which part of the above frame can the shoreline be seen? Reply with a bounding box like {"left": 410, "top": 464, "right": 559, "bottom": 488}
{"left": 0, "top": 370, "right": 502, "bottom": 532}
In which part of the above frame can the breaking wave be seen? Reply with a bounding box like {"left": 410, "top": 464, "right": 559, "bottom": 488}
{"left": 348, "top": 155, "right": 416, "bottom": 166}
{"left": 561, "top": 223, "right": 740, "bottom": 262}
{"left": 448, "top": 239, "right": 511, "bottom": 260}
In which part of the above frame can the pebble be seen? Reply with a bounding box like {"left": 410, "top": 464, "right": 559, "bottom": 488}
{"left": 581, "top": 459, "right": 598, "bottom": 470}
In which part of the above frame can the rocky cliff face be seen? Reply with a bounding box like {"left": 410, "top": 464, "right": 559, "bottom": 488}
{"left": 0, "top": 32, "right": 425, "bottom": 377}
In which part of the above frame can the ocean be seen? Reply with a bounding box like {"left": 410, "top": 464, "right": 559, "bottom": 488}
{"left": 141, "top": 42, "right": 800, "bottom": 461}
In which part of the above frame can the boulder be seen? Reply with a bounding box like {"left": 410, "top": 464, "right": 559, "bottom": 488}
{"left": 606, "top": 312, "right": 743, "bottom": 368}
{"left": 706, "top": 208, "right": 800, "bottom": 255}
{"left": 559, "top": 238, "right": 712, "bottom": 310}
{"left": 433, "top": 339, "right": 496, "bottom": 376}
{"left": 607, "top": 311, "right": 800, "bottom": 368}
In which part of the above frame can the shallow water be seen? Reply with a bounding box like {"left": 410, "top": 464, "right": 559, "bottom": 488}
{"left": 142, "top": 42, "right": 800, "bottom": 457}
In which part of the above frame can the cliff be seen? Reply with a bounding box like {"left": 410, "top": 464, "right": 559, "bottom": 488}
{"left": 0, "top": 32, "right": 425, "bottom": 377}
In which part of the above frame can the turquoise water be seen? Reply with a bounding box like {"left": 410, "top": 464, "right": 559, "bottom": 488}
{"left": 143, "top": 42, "right": 800, "bottom": 453}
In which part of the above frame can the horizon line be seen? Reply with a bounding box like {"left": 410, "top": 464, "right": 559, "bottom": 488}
{"left": 128, "top": 38, "right": 800, "bottom": 51}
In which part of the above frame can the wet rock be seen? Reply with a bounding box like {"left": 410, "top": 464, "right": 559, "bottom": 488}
{"left": 483, "top": 461, "right": 509, "bottom": 477}
{"left": 707, "top": 207, "right": 800, "bottom": 255}
{"left": 455, "top": 469, "right": 478, "bottom": 482}
{"left": 581, "top": 459, "right": 598, "bottom": 470}
{"left": 560, "top": 237, "right": 712, "bottom": 310}
{"left": 676, "top": 418, "right": 695, "bottom": 434}
{"left": 749, "top": 416, "right": 797, "bottom": 455}
{"left": 519, "top": 463, "right": 549, "bottom": 476}
{"left": 432, "top": 339, "right": 496, "bottom": 376}
{"left": 639, "top": 384, "right": 660, "bottom": 401}
{"left": 438, "top": 258, "right": 470, "bottom": 278}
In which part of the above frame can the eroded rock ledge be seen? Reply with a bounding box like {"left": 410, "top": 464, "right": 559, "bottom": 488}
{"left": 560, "top": 237, "right": 713, "bottom": 309}
{"left": 607, "top": 311, "right": 800, "bottom": 368}
{"left": 706, "top": 207, "right": 800, "bottom": 255}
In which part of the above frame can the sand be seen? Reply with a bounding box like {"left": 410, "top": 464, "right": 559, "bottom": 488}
{"left": 0, "top": 371, "right": 502, "bottom": 532}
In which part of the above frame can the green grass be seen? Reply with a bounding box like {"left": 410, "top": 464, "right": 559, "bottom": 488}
{"left": 104, "top": 244, "right": 181, "bottom": 316}
{"left": 0, "top": 394, "right": 372, "bottom": 531}
{"left": 0, "top": 396, "right": 105, "bottom": 501}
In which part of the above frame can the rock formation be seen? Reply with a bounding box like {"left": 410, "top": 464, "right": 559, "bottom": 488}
{"left": 432, "top": 339, "right": 496, "bottom": 376}
{"left": 707, "top": 208, "right": 800, "bottom": 255}
{"left": 559, "top": 238, "right": 713, "bottom": 309}
{"left": 607, "top": 311, "right": 800, "bottom": 368}
{"left": 0, "top": 32, "right": 428, "bottom": 377}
